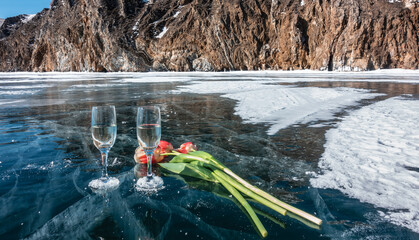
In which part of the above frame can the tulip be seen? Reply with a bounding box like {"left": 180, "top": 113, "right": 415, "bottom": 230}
{"left": 159, "top": 140, "right": 174, "bottom": 154}
{"left": 160, "top": 150, "right": 323, "bottom": 228}
{"left": 134, "top": 141, "right": 173, "bottom": 164}
{"left": 177, "top": 142, "right": 197, "bottom": 154}
{"left": 160, "top": 143, "right": 323, "bottom": 238}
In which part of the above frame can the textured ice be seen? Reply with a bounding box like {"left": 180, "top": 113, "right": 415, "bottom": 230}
{"left": 26, "top": 174, "right": 256, "bottom": 240}
{"left": 1, "top": 71, "right": 418, "bottom": 239}
{"left": 176, "top": 81, "right": 381, "bottom": 134}
{"left": 311, "top": 96, "right": 419, "bottom": 232}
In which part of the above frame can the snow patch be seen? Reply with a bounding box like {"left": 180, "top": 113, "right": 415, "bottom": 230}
{"left": 116, "top": 76, "right": 190, "bottom": 83}
{"left": 132, "top": 23, "right": 138, "bottom": 31}
{"left": 0, "top": 84, "right": 54, "bottom": 90}
{"left": 69, "top": 83, "right": 128, "bottom": 88}
{"left": 173, "top": 11, "right": 181, "bottom": 18}
{"left": 22, "top": 14, "right": 36, "bottom": 24}
{"left": 311, "top": 96, "right": 419, "bottom": 233}
{"left": 0, "top": 90, "right": 40, "bottom": 95}
{"left": 0, "top": 100, "right": 25, "bottom": 106}
{"left": 155, "top": 27, "right": 168, "bottom": 39}
{"left": 176, "top": 81, "right": 381, "bottom": 134}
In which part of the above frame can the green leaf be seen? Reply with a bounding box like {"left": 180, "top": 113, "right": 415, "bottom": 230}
{"left": 159, "top": 162, "right": 187, "bottom": 174}
{"left": 170, "top": 154, "right": 194, "bottom": 163}
{"left": 189, "top": 160, "right": 217, "bottom": 170}
{"left": 170, "top": 152, "right": 222, "bottom": 169}
{"left": 159, "top": 163, "right": 217, "bottom": 183}
{"left": 190, "top": 151, "right": 226, "bottom": 169}
{"left": 170, "top": 153, "right": 211, "bottom": 164}
{"left": 188, "top": 151, "right": 214, "bottom": 160}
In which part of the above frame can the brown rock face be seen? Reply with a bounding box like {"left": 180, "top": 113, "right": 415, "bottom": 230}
{"left": 0, "top": 0, "right": 417, "bottom": 72}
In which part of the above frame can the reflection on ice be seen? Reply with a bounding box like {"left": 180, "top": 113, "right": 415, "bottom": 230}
{"left": 25, "top": 172, "right": 258, "bottom": 240}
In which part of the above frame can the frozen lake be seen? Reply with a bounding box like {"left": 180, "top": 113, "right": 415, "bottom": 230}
{"left": 0, "top": 71, "right": 418, "bottom": 239}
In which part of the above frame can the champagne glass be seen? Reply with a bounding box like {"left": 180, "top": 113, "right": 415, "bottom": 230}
{"left": 135, "top": 106, "right": 164, "bottom": 191}
{"left": 88, "top": 105, "right": 120, "bottom": 192}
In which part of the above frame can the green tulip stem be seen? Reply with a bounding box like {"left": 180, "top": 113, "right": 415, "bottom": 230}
{"left": 213, "top": 169, "right": 287, "bottom": 216}
{"left": 221, "top": 168, "right": 322, "bottom": 226}
{"left": 164, "top": 150, "right": 322, "bottom": 226}
{"left": 190, "top": 153, "right": 322, "bottom": 226}
{"left": 211, "top": 172, "right": 268, "bottom": 238}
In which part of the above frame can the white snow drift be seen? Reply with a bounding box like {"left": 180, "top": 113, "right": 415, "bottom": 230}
{"left": 311, "top": 96, "right": 419, "bottom": 233}
{"left": 176, "top": 81, "right": 381, "bottom": 134}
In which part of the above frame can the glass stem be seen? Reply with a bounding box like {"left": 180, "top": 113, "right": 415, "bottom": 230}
{"left": 146, "top": 152, "right": 153, "bottom": 178}
{"left": 101, "top": 150, "right": 109, "bottom": 179}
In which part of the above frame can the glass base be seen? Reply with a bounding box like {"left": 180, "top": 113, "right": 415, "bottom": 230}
{"left": 135, "top": 175, "right": 164, "bottom": 192}
{"left": 88, "top": 177, "right": 120, "bottom": 194}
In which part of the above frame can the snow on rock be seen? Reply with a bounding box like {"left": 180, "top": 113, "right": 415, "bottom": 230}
{"left": 311, "top": 96, "right": 419, "bottom": 233}
{"left": 173, "top": 11, "right": 181, "bottom": 18}
{"left": 176, "top": 81, "right": 381, "bottom": 134}
{"left": 387, "top": 0, "right": 417, "bottom": 8}
{"left": 155, "top": 26, "right": 168, "bottom": 39}
{"left": 22, "top": 14, "right": 36, "bottom": 24}
{"left": 132, "top": 23, "right": 138, "bottom": 31}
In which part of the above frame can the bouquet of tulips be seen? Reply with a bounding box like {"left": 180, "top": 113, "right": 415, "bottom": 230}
{"left": 134, "top": 141, "right": 322, "bottom": 238}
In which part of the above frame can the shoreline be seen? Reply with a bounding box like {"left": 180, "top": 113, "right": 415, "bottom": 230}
{"left": 0, "top": 69, "right": 418, "bottom": 83}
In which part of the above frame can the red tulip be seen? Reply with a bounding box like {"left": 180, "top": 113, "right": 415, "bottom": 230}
{"left": 134, "top": 141, "right": 173, "bottom": 164}
{"left": 159, "top": 140, "right": 174, "bottom": 154}
{"left": 177, "top": 142, "right": 197, "bottom": 154}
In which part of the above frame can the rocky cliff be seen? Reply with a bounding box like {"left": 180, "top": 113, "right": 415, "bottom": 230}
{"left": 0, "top": 0, "right": 417, "bottom": 72}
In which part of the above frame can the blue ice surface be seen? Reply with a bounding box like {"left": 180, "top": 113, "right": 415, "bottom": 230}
{"left": 0, "top": 72, "right": 418, "bottom": 239}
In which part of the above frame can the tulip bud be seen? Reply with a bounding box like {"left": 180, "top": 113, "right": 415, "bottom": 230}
{"left": 178, "top": 142, "right": 197, "bottom": 154}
